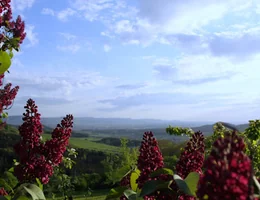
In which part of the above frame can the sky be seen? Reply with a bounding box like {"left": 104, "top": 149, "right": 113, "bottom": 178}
{"left": 4, "top": 0, "right": 260, "bottom": 123}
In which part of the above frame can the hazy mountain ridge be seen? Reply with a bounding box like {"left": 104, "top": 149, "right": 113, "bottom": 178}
{"left": 6, "top": 115, "right": 249, "bottom": 135}
{"left": 4, "top": 116, "right": 250, "bottom": 142}
{"left": 6, "top": 115, "right": 215, "bottom": 130}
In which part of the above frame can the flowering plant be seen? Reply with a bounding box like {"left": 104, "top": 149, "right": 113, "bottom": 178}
{"left": 0, "top": 99, "right": 74, "bottom": 200}
{"left": 106, "top": 123, "right": 260, "bottom": 200}
{"left": 0, "top": 0, "right": 26, "bottom": 129}
{"left": 0, "top": 0, "right": 26, "bottom": 52}
{"left": 13, "top": 99, "right": 74, "bottom": 185}
{"left": 0, "top": 74, "right": 19, "bottom": 128}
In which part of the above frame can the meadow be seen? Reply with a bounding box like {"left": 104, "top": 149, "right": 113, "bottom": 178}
{"left": 42, "top": 134, "right": 120, "bottom": 153}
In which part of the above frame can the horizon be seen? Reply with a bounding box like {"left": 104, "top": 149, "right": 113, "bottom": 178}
{"left": 7, "top": 114, "right": 248, "bottom": 125}
{"left": 4, "top": 0, "right": 260, "bottom": 122}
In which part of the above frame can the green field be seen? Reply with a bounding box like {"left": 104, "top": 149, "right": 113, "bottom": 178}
{"left": 42, "top": 134, "right": 120, "bottom": 153}
{"left": 69, "top": 137, "right": 119, "bottom": 153}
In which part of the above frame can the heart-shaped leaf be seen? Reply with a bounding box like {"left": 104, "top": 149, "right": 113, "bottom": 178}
{"left": 0, "top": 51, "right": 11, "bottom": 75}
{"left": 184, "top": 172, "right": 200, "bottom": 197}
{"left": 130, "top": 169, "right": 140, "bottom": 192}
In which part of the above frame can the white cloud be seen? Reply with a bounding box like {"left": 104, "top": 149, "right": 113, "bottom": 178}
{"left": 11, "top": 0, "right": 35, "bottom": 11}
{"left": 5, "top": 69, "right": 116, "bottom": 101}
{"left": 101, "top": 31, "right": 115, "bottom": 38}
{"left": 149, "top": 53, "right": 260, "bottom": 106}
{"left": 114, "top": 20, "right": 134, "bottom": 34}
{"left": 59, "top": 32, "right": 77, "bottom": 40}
{"left": 42, "top": 0, "right": 260, "bottom": 50}
{"left": 85, "top": 0, "right": 260, "bottom": 48}
{"left": 56, "top": 33, "right": 92, "bottom": 53}
{"left": 41, "top": 8, "right": 55, "bottom": 16}
{"left": 57, "top": 44, "right": 80, "bottom": 53}
{"left": 138, "top": 0, "right": 254, "bottom": 34}
{"left": 152, "top": 54, "right": 238, "bottom": 82}
{"left": 103, "top": 44, "right": 111, "bottom": 52}
{"left": 152, "top": 57, "right": 171, "bottom": 66}
{"left": 69, "top": 0, "right": 117, "bottom": 21}
{"left": 207, "top": 27, "right": 260, "bottom": 58}
{"left": 25, "top": 25, "right": 39, "bottom": 47}
{"left": 41, "top": 8, "right": 76, "bottom": 21}
{"left": 57, "top": 8, "right": 76, "bottom": 21}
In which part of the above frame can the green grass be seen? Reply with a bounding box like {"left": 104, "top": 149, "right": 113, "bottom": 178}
{"left": 87, "top": 137, "right": 104, "bottom": 142}
{"left": 47, "top": 195, "right": 106, "bottom": 200}
{"left": 69, "top": 138, "right": 119, "bottom": 153}
{"left": 42, "top": 134, "right": 119, "bottom": 153}
{"left": 46, "top": 189, "right": 109, "bottom": 200}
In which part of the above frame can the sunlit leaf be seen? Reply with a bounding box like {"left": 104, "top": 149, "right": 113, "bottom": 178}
{"left": 130, "top": 169, "right": 140, "bottom": 192}
{"left": 0, "top": 51, "right": 11, "bottom": 74}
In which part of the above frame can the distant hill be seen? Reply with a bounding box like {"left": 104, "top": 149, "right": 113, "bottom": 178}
{"left": 1, "top": 121, "right": 251, "bottom": 143}
{"left": 5, "top": 116, "right": 251, "bottom": 142}
{"left": 6, "top": 115, "right": 214, "bottom": 130}
{"left": 10, "top": 124, "right": 54, "bottom": 133}
{"left": 0, "top": 124, "right": 19, "bottom": 135}
{"left": 236, "top": 124, "right": 249, "bottom": 132}
{"left": 191, "top": 123, "right": 249, "bottom": 134}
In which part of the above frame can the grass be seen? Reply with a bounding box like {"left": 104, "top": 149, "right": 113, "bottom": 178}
{"left": 69, "top": 138, "right": 119, "bottom": 153}
{"left": 42, "top": 134, "right": 120, "bottom": 153}
{"left": 46, "top": 195, "right": 106, "bottom": 200}
{"left": 47, "top": 195, "right": 106, "bottom": 200}
{"left": 46, "top": 189, "right": 109, "bottom": 200}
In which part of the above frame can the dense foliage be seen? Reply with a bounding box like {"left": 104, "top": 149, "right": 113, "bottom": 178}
{"left": 106, "top": 124, "right": 260, "bottom": 200}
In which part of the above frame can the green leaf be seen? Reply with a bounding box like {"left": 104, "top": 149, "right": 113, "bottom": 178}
{"left": 0, "top": 178, "right": 13, "bottom": 192}
{"left": 35, "top": 179, "right": 43, "bottom": 191}
{"left": 8, "top": 51, "right": 13, "bottom": 59}
{"left": 8, "top": 38, "right": 20, "bottom": 49}
{"left": 253, "top": 176, "right": 260, "bottom": 195}
{"left": 174, "top": 174, "right": 198, "bottom": 197}
{"left": 184, "top": 172, "right": 200, "bottom": 197}
{"left": 15, "top": 196, "right": 29, "bottom": 200}
{"left": 139, "top": 180, "right": 173, "bottom": 197}
{"left": 13, "top": 184, "right": 45, "bottom": 200}
{"left": 8, "top": 167, "right": 14, "bottom": 173}
{"left": 150, "top": 168, "right": 174, "bottom": 177}
{"left": 130, "top": 169, "right": 140, "bottom": 192}
{"left": 23, "top": 184, "right": 45, "bottom": 200}
{"left": 0, "top": 51, "right": 11, "bottom": 74}
{"left": 0, "top": 196, "right": 9, "bottom": 200}
{"left": 2, "top": 112, "right": 8, "bottom": 119}
{"left": 123, "top": 189, "right": 137, "bottom": 200}
{"left": 105, "top": 186, "right": 128, "bottom": 200}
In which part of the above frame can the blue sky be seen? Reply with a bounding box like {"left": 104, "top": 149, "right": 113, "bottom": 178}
{"left": 4, "top": 0, "right": 260, "bottom": 123}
